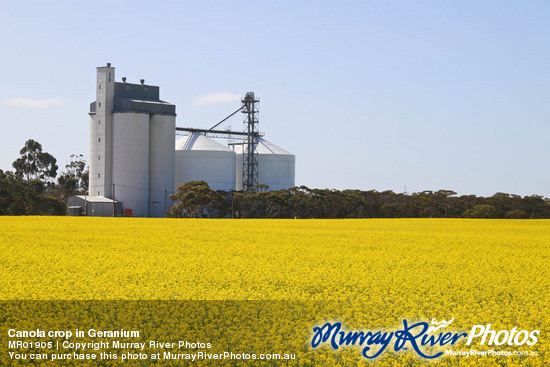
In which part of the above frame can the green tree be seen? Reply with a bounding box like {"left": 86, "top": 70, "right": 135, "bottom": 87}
{"left": 0, "top": 169, "right": 65, "bottom": 215}
{"left": 12, "top": 139, "right": 58, "bottom": 182}
{"left": 505, "top": 209, "right": 527, "bottom": 219}
{"left": 56, "top": 154, "right": 88, "bottom": 201}
{"left": 463, "top": 205, "right": 497, "bottom": 219}
{"left": 521, "top": 195, "right": 549, "bottom": 219}
{"left": 169, "top": 181, "right": 225, "bottom": 218}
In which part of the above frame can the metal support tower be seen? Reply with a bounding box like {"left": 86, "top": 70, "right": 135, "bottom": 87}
{"left": 242, "top": 92, "right": 259, "bottom": 191}
{"left": 174, "top": 91, "right": 262, "bottom": 192}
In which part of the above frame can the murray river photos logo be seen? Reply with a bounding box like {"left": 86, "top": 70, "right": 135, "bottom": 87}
{"left": 311, "top": 318, "right": 540, "bottom": 359}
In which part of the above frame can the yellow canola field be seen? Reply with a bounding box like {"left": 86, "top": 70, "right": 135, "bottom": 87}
{"left": 0, "top": 217, "right": 548, "bottom": 366}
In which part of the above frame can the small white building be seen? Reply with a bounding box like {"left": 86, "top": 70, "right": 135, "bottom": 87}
{"left": 67, "top": 195, "right": 123, "bottom": 217}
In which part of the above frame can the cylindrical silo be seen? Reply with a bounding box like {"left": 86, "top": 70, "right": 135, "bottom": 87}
{"left": 234, "top": 138, "right": 295, "bottom": 191}
{"left": 88, "top": 115, "right": 101, "bottom": 196}
{"left": 148, "top": 114, "right": 175, "bottom": 217}
{"left": 112, "top": 112, "right": 150, "bottom": 216}
{"left": 235, "top": 151, "right": 243, "bottom": 191}
{"left": 175, "top": 133, "right": 236, "bottom": 191}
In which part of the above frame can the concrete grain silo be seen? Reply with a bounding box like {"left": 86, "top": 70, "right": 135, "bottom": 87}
{"left": 112, "top": 112, "right": 150, "bottom": 217}
{"left": 83, "top": 66, "right": 296, "bottom": 217}
{"left": 149, "top": 114, "right": 176, "bottom": 217}
{"left": 88, "top": 64, "right": 176, "bottom": 217}
{"left": 234, "top": 138, "right": 295, "bottom": 191}
{"left": 175, "top": 133, "right": 236, "bottom": 191}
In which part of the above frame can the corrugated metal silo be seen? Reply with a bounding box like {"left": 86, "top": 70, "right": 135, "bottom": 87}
{"left": 234, "top": 138, "right": 295, "bottom": 191}
{"left": 175, "top": 133, "right": 236, "bottom": 191}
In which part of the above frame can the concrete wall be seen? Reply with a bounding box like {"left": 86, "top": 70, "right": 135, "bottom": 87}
{"left": 149, "top": 114, "right": 176, "bottom": 217}
{"left": 89, "top": 65, "right": 115, "bottom": 198}
{"left": 112, "top": 112, "right": 150, "bottom": 217}
{"left": 114, "top": 82, "right": 160, "bottom": 100}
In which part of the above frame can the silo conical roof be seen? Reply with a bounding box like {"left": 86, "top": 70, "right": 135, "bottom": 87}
{"left": 176, "top": 133, "right": 231, "bottom": 151}
{"left": 175, "top": 132, "right": 236, "bottom": 191}
{"left": 255, "top": 138, "right": 293, "bottom": 155}
{"left": 233, "top": 138, "right": 293, "bottom": 155}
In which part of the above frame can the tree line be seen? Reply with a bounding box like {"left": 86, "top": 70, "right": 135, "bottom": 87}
{"left": 2, "top": 139, "right": 549, "bottom": 218}
{"left": 170, "top": 181, "right": 550, "bottom": 219}
{"left": 0, "top": 139, "right": 88, "bottom": 215}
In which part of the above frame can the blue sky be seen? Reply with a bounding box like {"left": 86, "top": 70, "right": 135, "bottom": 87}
{"left": 1, "top": 0, "right": 549, "bottom": 197}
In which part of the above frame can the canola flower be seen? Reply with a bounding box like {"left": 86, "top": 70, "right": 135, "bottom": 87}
{"left": 0, "top": 217, "right": 548, "bottom": 366}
